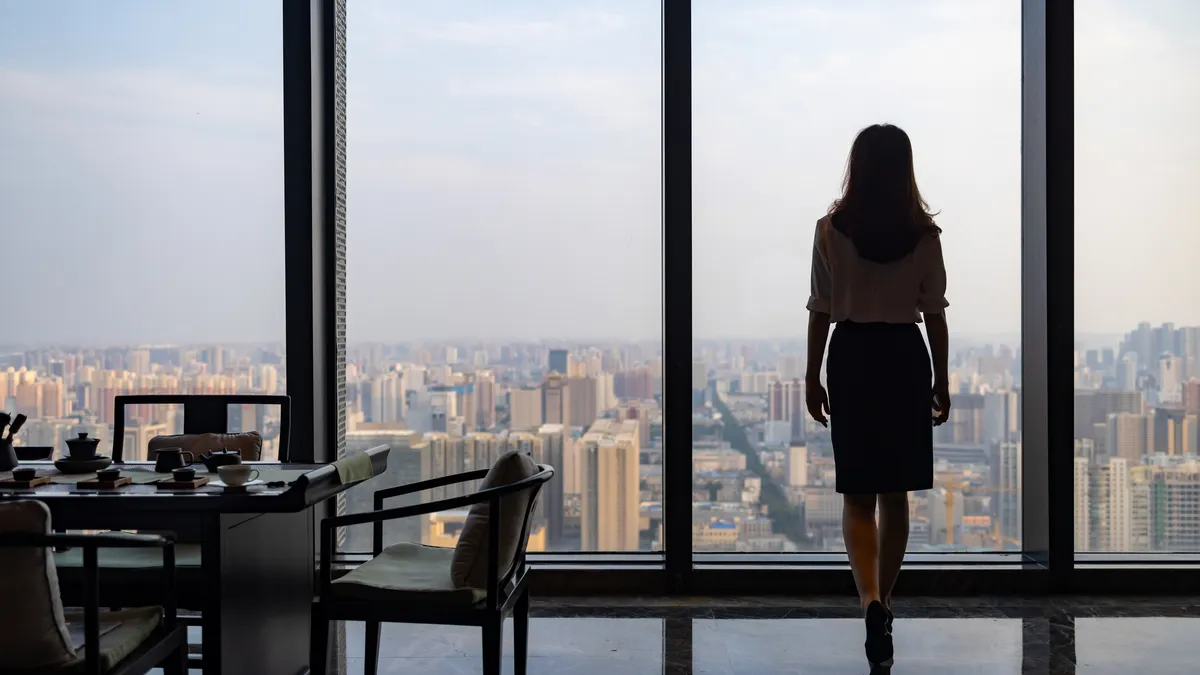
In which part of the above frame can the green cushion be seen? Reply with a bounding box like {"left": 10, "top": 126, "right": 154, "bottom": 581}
{"left": 331, "top": 543, "right": 484, "bottom": 605}
{"left": 53, "top": 544, "right": 202, "bottom": 569}
{"left": 61, "top": 606, "right": 162, "bottom": 674}
{"left": 7, "top": 607, "right": 163, "bottom": 675}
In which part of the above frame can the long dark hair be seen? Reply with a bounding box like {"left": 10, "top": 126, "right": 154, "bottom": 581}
{"left": 828, "top": 123, "right": 940, "bottom": 263}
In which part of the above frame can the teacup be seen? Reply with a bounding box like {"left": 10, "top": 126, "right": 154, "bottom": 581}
{"left": 172, "top": 467, "right": 196, "bottom": 482}
{"left": 12, "top": 467, "right": 37, "bottom": 482}
{"left": 96, "top": 468, "right": 121, "bottom": 482}
{"left": 217, "top": 464, "right": 260, "bottom": 487}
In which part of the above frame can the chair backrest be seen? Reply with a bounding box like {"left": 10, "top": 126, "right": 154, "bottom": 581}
{"left": 506, "top": 464, "right": 553, "bottom": 583}
{"left": 0, "top": 500, "right": 76, "bottom": 670}
{"left": 112, "top": 394, "right": 291, "bottom": 462}
{"left": 449, "top": 454, "right": 554, "bottom": 592}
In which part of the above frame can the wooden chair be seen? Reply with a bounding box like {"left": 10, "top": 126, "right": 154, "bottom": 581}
{"left": 112, "top": 394, "right": 292, "bottom": 462}
{"left": 310, "top": 461, "right": 554, "bottom": 675}
{"left": 0, "top": 500, "right": 187, "bottom": 675}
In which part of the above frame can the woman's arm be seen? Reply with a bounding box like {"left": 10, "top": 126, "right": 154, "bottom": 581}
{"left": 806, "top": 311, "right": 831, "bottom": 384}
{"left": 805, "top": 310, "right": 832, "bottom": 426}
{"left": 805, "top": 220, "right": 834, "bottom": 425}
{"left": 924, "top": 311, "right": 951, "bottom": 425}
{"left": 924, "top": 311, "right": 949, "bottom": 386}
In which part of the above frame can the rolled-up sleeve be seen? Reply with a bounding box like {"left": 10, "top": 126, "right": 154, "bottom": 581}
{"left": 806, "top": 222, "right": 832, "bottom": 314}
{"left": 917, "top": 235, "right": 950, "bottom": 313}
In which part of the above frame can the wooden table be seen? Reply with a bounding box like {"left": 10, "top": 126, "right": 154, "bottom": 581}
{"left": 0, "top": 446, "right": 389, "bottom": 675}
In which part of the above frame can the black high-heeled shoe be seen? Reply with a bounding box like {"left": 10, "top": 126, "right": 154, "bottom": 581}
{"left": 865, "top": 600, "right": 894, "bottom": 667}
{"left": 885, "top": 605, "right": 894, "bottom": 633}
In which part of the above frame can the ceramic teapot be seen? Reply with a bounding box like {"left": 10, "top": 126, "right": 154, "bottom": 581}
{"left": 199, "top": 449, "right": 243, "bottom": 472}
{"left": 65, "top": 432, "right": 101, "bottom": 460}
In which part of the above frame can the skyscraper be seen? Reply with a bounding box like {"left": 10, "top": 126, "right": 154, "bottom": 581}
{"left": 542, "top": 373, "right": 570, "bottom": 427}
{"left": 580, "top": 419, "right": 640, "bottom": 551}
{"left": 1107, "top": 412, "right": 1152, "bottom": 464}
{"left": 474, "top": 370, "right": 496, "bottom": 430}
{"left": 567, "top": 376, "right": 599, "bottom": 430}
{"left": 509, "top": 387, "right": 543, "bottom": 431}
{"left": 548, "top": 349, "right": 569, "bottom": 375}
{"left": 787, "top": 444, "right": 808, "bottom": 487}
{"left": 767, "top": 379, "right": 806, "bottom": 443}
{"left": 1091, "top": 457, "right": 1131, "bottom": 551}
{"left": 1074, "top": 456, "right": 1090, "bottom": 551}
{"left": 536, "top": 424, "right": 566, "bottom": 545}
{"left": 996, "top": 441, "right": 1021, "bottom": 544}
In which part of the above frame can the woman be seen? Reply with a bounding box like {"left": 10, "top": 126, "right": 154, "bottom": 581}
{"left": 805, "top": 123, "right": 951, "bottom": 668}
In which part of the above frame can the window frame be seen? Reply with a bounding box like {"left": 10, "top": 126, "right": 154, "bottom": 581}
{"left": 287, "top": 0, "right": 1199, "bottom": 594}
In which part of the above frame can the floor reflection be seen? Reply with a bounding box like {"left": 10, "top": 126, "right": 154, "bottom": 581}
{"left": 326, "top": 597, "right": 1200, "bottom": 675}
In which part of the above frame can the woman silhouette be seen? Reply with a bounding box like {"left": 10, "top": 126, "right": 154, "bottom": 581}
{"left": 804, "top": 124, "right": 951, "bottom": 668}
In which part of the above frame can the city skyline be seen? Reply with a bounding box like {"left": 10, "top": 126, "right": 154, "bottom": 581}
{"left": 5, "top": 314, "right": 1200, "bottom": 553}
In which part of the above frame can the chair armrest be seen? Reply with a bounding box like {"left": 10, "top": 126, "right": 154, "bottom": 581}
{"left": 333, "top": 491, "right": 488, "bottom": 529}
{"left": 373, "top": 469, "right": 490, "bottom": 504}
{"left": 0, "top": 531, "right": 173, "bottom": 549}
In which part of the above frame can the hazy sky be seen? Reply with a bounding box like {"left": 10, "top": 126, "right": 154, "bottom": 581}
{"left": 1, "top": 0, "right": 1197, "bottom": 344}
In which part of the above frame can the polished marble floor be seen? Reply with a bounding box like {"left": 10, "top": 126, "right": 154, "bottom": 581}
{"left": 327, "top": 596, "right": 1200, "bottom": 674}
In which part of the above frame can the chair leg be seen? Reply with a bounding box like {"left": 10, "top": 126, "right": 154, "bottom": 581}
{"left": 365, "top": 621, "right": 381, "bottom": 675}
{"left": 514, "top": 590, "right": 530, "bottom": 675}
{"left": 309, "top": 603, "right": 329, "bottom": 675}
{"left": 482, "top": 617, "right": 504, "bottom": 675}
{"left": 163, "top": 632, "right": 187, "bottom": 675}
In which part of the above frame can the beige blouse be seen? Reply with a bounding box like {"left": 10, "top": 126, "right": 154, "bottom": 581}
{"left": 806, "top": 215, "right": 949, "bottom": 323}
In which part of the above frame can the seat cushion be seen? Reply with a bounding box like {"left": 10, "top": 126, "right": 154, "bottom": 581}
{"left": 451, "top": 451, "right": 539, "bottom": 588}
{"left": 53, "top": 543, "right": 202, "bottom": 569}
{"left": 0, "top": 500, "right": 77, "bottom": 670}
{"left": 331, "top": 543, "right": 483, "bottom": 605}
{"left": 53, "top": 606, "right": 162, "bottom": 674}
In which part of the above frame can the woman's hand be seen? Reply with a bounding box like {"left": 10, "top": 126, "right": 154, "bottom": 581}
{"left": 933, "top": 381, "right": 952, "bottom": 426}
{"left": 806, "top": 379, "right": 831, "bottom": 427}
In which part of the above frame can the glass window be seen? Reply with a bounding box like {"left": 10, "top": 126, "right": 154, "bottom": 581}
{"left": 343, "top": 1, "right": 662, "bottom": 552}
{"left": 0, "top": 1, "right": 285, "bottom": 460}
{"left": 692, "top": 0, "right": 1022, "bottom": 552}
{"left": 1074, "top": 0, "right": 1200, "bottom": 553}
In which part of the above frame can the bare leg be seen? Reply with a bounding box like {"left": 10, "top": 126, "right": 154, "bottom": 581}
{"left": 877, "top": 491, "right": 910, "bottom": 608}
{"left": 842, "top": 493, "right": 881, "bottom": 610}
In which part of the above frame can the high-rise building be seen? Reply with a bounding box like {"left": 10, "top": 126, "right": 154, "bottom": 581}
{"left": 580, "top": 419, "right": 640, "bottom": 551}
{"left": 542, "top": 373, "right": 570, "bottom": 427}
{"left": 1074, "top": 456, "right": 1090, "bottom": 551}
{"left": 1117, "top": 353, "right": 1138, "bottom": 391}
{"left": 1152, "top": 463, "right": 1200, "bottom": 550}
{"left": 1107, "top": 412, "right": 1152, "bottom": 464}
{"left": 536, "top": 424, "right": 566, "bottom": 546}
{"left": 509, "top": 387, "right": 543, "bottom": 431}
{"left": 130, "top": 349, "right": 151, "bottom": 376}
{"left": 474, "top": 370, "right": 496, "bottom": 430}
{"left": 1075, "top": 389, "right": 1143, "bottom": 441}
{"left": 996, "top": 441, "right": 1021, "bottom": 544}
{"left": 548, "top": 349, "right": 569, "bottom": 375}
{"left": 567, "top": 376, "right": 599, "bottom": 430}
{"left": 982, "top": 390, "right": 1019, "bottom": 443}
{"left": 1159, "top": 355, "right": 1184, "bottom": 404}
{"left": 787, "top": 444, "right": 808, "bottom": 487}
{"left": 1090, "top": 457, "right": 1132, "bottom": 551}
{"left": 1153, "top": 407, "right": 1191, "bottom": 456}
{"left": 767, "top": 379, "right": 806, "bottom": 443}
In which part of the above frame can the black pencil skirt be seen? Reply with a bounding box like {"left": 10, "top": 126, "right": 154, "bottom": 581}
{"left": 827, "top": 320, "right": 934, "bottom": 494}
